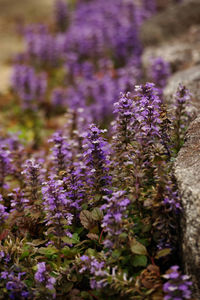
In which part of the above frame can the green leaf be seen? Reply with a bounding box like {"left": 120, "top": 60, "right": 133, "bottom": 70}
{"left": 61, "top": 247, "right": 78, "bottom": 258}
{"left": 71, "top": 233, "right": 80, "bottom": 244}
{"left": 86, "top": 248, "right": 97, "bottom": 256}
{"left": 91, "top": 207, "right": 103, "bottom": 221}
{"left": 80, "top": 210, "right": 93, "bottom": 229}
{"left": 112, "top": 249, "right": 121, "bottom": 259}
{"left": 130, "top": 238, "right": 147, "bottom": 255}
{"left": 38, "top": 246, "right": 58, "bottom": 256}
{"left": 63, "top": 282, "right": 73, "bottom": 293}
{"left": 27, "top": 239, "right": 48, "bottom": 246}
{"left": 19, "top": 250, "right": 30, "bottom": 261}
{"left": 61, "top": 234, "right": 79, "bottom": 244}
{"left": 132, "top": 255, "right": 148, "bottom": 267}
{"left": 155, "top": 248, "right": 171, "bottom": 259}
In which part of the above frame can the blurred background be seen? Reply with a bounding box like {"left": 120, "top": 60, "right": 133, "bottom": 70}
{"left": 0, "top": 0, "right": 54, "bottom": 92}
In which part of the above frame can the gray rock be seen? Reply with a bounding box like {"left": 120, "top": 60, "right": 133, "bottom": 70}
{"left": 142, "top": 25, "right": 200, "bottom": 74}
{"left": 175, "top": 116, "right": 200, "bottom": 297}
{"left": 163, "top": 65, "right": 200, "bottom": 114}
{"left": 141, "top": 0, "right": 200, "bottom": 46}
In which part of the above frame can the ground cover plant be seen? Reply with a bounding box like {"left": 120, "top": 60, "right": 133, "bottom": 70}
{"left": 0, "top": 0, "right": 194, "bottom": 299}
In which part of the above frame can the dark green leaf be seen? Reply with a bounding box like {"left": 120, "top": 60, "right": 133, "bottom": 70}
{"left": 132, "top": 255, "right": 148, "bottom": 267}
{"left": 130, "top": 238, "right": 147, "bottom": 255}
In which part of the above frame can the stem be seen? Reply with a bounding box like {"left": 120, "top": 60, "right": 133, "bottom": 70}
{"left": 99, "top": 229, "right": 105, "bottom": 244}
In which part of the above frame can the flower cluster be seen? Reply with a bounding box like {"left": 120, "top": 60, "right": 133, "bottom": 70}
{"left": 42, "top": 177, "right": 73, "bottom": 238}
{"left": 9, "top": 188, "right": 28, "bottom": 213}
{"left": 11, "top": 64, "right": 47, "bottom": 109}
{"left": 173, "top": 84, "right": 192, "bottom": 152}
{"left": 150, "top": 57, "right": 171, "bottom": 97}
{"left": 54, "top": 0, "right": 68, "bottom": 32}
{"left": 163, "top": 266, "right": 192, "bottom": 300}
{"left": 49, "top": 131, "right": 71, "bottom": 175}
{"left": 0, "top": 144, "right": 12, "bottom": 192}
{"left": 35, "top": 262, "right": 56, "bottom": 292}
{"left": 0, "top": 270, "right": 29, "bottom": 299}
{"left": 22, "top": 159, "right": 42, "bottom": 205}
{"left": 0, "top": 194, "right": 9, "bottom": 226}
{"left": 102, "top": 191, "right": 130, "bottom": 248}
{"left": 79, "top": 255, "right": 107, "bottom": 289}
{"left": 0, "top": 0, "right": 194, "bottom": 299}
{"left": 83, "top": 124, "right": 111, "bottom": 201}
{"left": 134, "top": 82, "right": 163, "bottom": 142}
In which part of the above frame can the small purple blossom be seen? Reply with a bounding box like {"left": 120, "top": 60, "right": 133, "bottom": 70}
{"left": 22, "top": 159, "right": 43, "bottom": 205}
{"left": 11, "top": 64, "right": 47, "bottom": 109}
{"left": 0, "top": 194, "right": 9, "bottom": 225}
{"left": 42, "top": 177, "right": 73, "bottom": 237}
{"left": 134, "top": 82, "right": 163, "bottom": 142}
{"left": 83, "top": 124, "right": 112, "bottom": 200}
{"left": 1, "top": 270, "right": 29, "bottom": 299}
{"left": 54, "top": 0, "right": 69, "bottom": 32}
{"left": 49, "top": 131, "right": 71, "bottom": 175}
{"left": 0, "top": 144, "right": 12, "bottom": 191}
{"left": 79, "top": 256, "right": 108, "bottom": 289}
{"left": 35, "top": 262, "right": 56, "bottom": 291}
{"left": 9, "top": 188, "right": 29, "bottom": 212}
{"left": 163, "top": 266, "right": 192, "bottom": 300}
{"left": 150, "top": 57, "right": 170, "bottom": 97}
{"left": 102, "top": 191, "right": 130, "bottom": 248}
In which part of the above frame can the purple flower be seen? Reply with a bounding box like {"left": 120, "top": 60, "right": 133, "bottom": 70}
{"left": 9, "top": 188, "right": 29, "bottom": 212}
{"left": 42, "top": 177, "right": 73, "bottom": 237}
{"left": 83, "top": 124, "right": 112, "bottom": 201}
{"left": 134, "top": 82, "right": 163, "bottom": 142}
{"left": 173, "top": 84, "right": 192, "bottom": 152}
{"left": 22, "top": 159, "right": 43, "bottom": 205}
{"left": 113, "top": 92, "right": 134, "bottom": 148}
{"left": 79, "top": 256, "right": 107, "bottom": 289}
{"left": 54, "top": 0, "right": 69, "bottom": 32}
{"left": 0, "top": 194, "right": 9, "bottom": 225}
{"left": 102, "top": 191, "right": 130, "bottom": 248}
{"left": 0, "top": 144, "right": 12, "bottom": 191}
{"left": 63, "top": 161, "right": 86, "bottom": 211}
{"left": 150, "top": 57, "right": 170, "bottom": 97}
{"left": 35, "top": 262, "right": 46, "bottom": 282}
{"left": 1, "top": 270, "right": 29, "bottom": 299}
{"left": 24, "top": 25, "right": 63, "bottom": 67}
{"left": 49, "top": 131, "right": 71, "bottom": 175}
{"left": 163, "top": 266, "right": 192, "bottom": 300}
{"left": 35, "top": 262, "right": 56, "bottom": 291}
{"left": 11, "top": 64, "right": 47, "bottom": 109}
{"left": 51, "top": 88, "right": 67, "bottom": 107}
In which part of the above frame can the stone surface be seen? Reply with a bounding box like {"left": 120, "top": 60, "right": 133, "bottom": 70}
{"left": 141, "top": 0, "right": 200, "bottom": 46}
{"left": 163, "top": 65, "right": 200, "bottom": 115}
{"left": 142, "top": 25, "right": 200, "bottom": 74}
{"left": 175, "top": 116, "right": 200, "bottom": 297}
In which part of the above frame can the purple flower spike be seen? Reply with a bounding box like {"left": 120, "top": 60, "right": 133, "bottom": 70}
{"left": 0, "top": 144, "right": 12, "bottom": 191}
{"left": 150, "top": 57, "right": 170, "bottom": 97}
{"left": 49, "top": 131, "right": 71, "bottom": 175}
{"left": 11, "top": 64, "right": 47, "bottom": 109}
{"left": 0, "top": 194, "right": 9, "bottom": 226}
{"left": 42, "top": 177, "right": 73, "bottom": 237}
{"left": 83, "top": 124, "right": 111, "bottom": 201}
{"left": 54, "top": 0, "right": 69, "bottom": 32}
{"left": 35, "top": 262, "right": 56, "bottom": 292}
{"left": 22, "top": 159, "right": 42, "bottom": 205}
{"left": 102, "top": 191, "right": 130, "bottom": 248}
